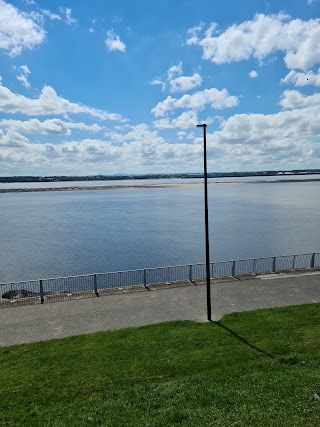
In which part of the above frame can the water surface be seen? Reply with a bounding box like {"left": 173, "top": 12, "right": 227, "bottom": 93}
{"left": 1, "top": 180, "right": 319, "bottom": 282}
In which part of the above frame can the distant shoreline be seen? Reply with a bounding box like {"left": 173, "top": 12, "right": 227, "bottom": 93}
{"left": 1, "top": 178, "right": 320, "bottom": 193}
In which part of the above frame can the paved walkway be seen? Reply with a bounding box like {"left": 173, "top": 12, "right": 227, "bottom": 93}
{"left": 0, "top": 270, "right": 319, "bottom": 346}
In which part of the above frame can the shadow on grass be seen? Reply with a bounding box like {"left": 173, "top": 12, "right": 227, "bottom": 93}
{"left": 210, "top": 320, "right": 275, "bottom": 359}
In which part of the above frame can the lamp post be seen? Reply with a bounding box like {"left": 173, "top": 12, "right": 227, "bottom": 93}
{"left": 197, "top": 123, "right": 212, "bottom": 321}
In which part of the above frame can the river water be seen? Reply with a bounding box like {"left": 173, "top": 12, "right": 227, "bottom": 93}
{"left": 1, "top": 177, "right": 320, "bottom": 282}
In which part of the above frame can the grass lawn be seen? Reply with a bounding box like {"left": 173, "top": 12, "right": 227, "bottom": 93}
{"left": 0, "top": 303, "right": 320, "bottom": 426}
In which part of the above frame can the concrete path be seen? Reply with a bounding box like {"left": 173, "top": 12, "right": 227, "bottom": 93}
{"left": 0, "top": 270, "right": 319, "bottom": 347}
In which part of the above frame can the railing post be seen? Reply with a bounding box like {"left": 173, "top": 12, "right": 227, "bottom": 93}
{"left": 166, "top": 266, "right": 170, "bottom": 284}
{"left": 93, "top": 274, "right": 99, "bottom": 297}
{"left": 188, "top": 264, "right": 192, "bottom": 282}
{"left": 293, "top": 255, "right": 296, "bottom": 271}
{"left": 253, "top": 259, "right": 256, "bottom": 274}
{"left": 272, "top": 256, "right": 276, "bottom": 273}
{"left": 39, "top": 279, "right": 44, "bottom": 304}
{"left": 311, "top": 253, "right": 315, "bottom": 269}
{"left": 232, "top": 260, "right": 236, "bottom": 277}
{"left": 144, "top": 269, "right": 147, "bottom": 288}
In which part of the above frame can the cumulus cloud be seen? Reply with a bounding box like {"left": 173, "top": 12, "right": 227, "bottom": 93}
{"left": 186, "top": 22, "right": 205, "bottom": 45}
{"left": 152, "top": 88, "right": 239, "bottom": 117}
{"left": 150, "top": 62, "right": 202, "bottom": 94}
{"left": 249, "top": 70, "right": 258, "bottom": 78}
{"left": 193, "top": 104, "right": 320, "bottom": 170}
{"left": 0, "top": 129, "right": 29, "bottom": 147}
{"left": 187, "top": 13, "right": 320, "bottom": 70}
{"left": 279, "top": 90, "right": 320, "bottom": 109}
{"left": 0, "top": 84, "right": 123, "bottom": 121}
{"left": 212, "top": 107, "right": 320, "bottom": 144}
{"left": 167, "top": 62, "right": 183, "bottom": 80}
{"left": 0, "top": 136, "right": 123, "bottom": 173}
{"left": 154, "top": 111, "right": 199, "bottom": 130}
{"left": 281, "top": 69, "right": 320, "bottom": 86}
{"left": 16, "top": 65, "right": 31, "bottom": 88}
{"left": 0, "top": 118, "right": 102, "bottom": 135}
{"left": 169, "top": 73, "right": 202, "bottom": 93}
{"left": 3, "top": 104, "right": 320, "bottom": 174}
{"left": 105, "top": 123, "right": 164, "bottom": 145}
{"left": 105, "top": 30, "right": 126, "bottom": 52}
{"left": 0, "top": 0, "right": 46, "bottom": 56}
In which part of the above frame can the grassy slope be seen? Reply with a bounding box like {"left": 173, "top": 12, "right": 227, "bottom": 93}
{"left": 0, "top": 304, "right": 319, "bottom": 426}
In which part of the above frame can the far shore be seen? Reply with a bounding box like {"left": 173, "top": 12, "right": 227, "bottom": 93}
{"left": 1, "top": 178, "right": 320, "bottom": 193}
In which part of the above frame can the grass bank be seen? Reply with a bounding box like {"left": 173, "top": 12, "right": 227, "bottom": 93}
{"left": 1, "top": 304, "right": 320, "bottom": 426}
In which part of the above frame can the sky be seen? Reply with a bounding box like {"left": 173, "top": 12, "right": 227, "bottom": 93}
{"left": 1, "top": 0, "right": 320, "bottom": 176}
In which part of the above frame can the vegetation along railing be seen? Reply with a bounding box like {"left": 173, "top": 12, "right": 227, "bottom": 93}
{"left": 1, "top": 252, "right": 319, "bottom": 307}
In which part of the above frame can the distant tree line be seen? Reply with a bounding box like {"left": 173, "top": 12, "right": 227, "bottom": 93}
{"left": 1, "top": 169, "right": 320, "bottom": 183}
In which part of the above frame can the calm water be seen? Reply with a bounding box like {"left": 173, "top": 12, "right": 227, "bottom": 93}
{"left": 1, "top": 180, "right": 320, "bottom": 282}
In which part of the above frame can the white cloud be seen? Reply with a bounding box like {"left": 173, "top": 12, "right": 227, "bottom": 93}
{"left": 105, "top": 30, "right": 126, "bottom": 52}
{"left": 16, "top": 64, "right": 31, "bottom": 88}
{"left": 3, "top": 104, "right": 320, "bottom": 174}
{"left": 150, "top": 63, "right": 202, "bottom": 94}
{"left": 177, "top": 131, "right": 186, "bottom": 140}
{"left": 0, "top": 0, "right": 46, "bottom": 56}
{"left": 154, "top": 111, "right": 199, "bottom": 130}
{"left": 0, "top": 84, "right": 123, "bottom": 121}
{"left": 152, "top": 88, "right": 239, "bottom": 117}
{"left": 167, "top": 62, "right": 183, "bottom": 80}
{"left": 249, "top": 70, "right": 258, "bottom": 78}
{"left": 152, "top": 118, "right": 173, "bottom": 129}
{"left": 149, "top": 79, "right": 166, "bottom": 91}
{"left": 153, "top": 111, "right": 199, "bottom": 129}
{"left": 186, "top": 22, "right": 205, "bottom": 45}
{"left": 0, "top": 136, "right": 124, "bottom": 173}
{"left": 0, "top": 129, "right": 29, "bottom": 147}
{"left": 194, "top": 105, "right": 320, "bottom": 170}
{"left": 16, "top": 75, "right": 30, "bottom": 89}
{"left": 279, "top": 90, "right": 320, "bottom": 109}
{"left": 169, "top": 73, "right": 202, "bottom": 93}
{"left": 40, "top": 9, "right": 61, "bottom": 21}
{"left": 187, "top": 13, "right": 320, "bottom": 70}
{"left": 105, "top": 123, "right": 164, "bottom": 145}
{"left": 210, "top": 106, "right": 320, "bottom": 150}
{"left": 0, "top": 118, "right": 102, "bottom": 135}
{"left": 60, "top": 7, "right": 77, "bottom": 25}
{"left": 172, "top": 111, "right": 199, "bottom": 129}
{"left": 281, "top": 69, "right": 320, "bottom": 86}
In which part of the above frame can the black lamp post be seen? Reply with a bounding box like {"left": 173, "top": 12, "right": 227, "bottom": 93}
{"left": 197, "top": 123, "right": 212, "bottom": 321}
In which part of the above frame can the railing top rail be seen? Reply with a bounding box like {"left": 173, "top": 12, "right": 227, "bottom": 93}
{"left": 0, "top": 279, "right": 39, "bottom": 286}
{"left": 96, "top": 269, "right": 145, "bottom": 275}
{"left": 44, "top": 274, "right": 95, "bottom": 280}
{"left": 226, "top": 253, "right": 315, "bottom": 263}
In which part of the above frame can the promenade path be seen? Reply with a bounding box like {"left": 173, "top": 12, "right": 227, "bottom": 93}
{"left": 0, "top": 270, "right": 319, "bottom": 347}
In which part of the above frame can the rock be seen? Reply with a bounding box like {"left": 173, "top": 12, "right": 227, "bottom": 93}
{"left": 2, "top": 289, "right": 38, "bottom": 299}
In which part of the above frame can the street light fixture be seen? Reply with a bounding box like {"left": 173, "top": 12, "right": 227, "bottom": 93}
{"left": 197, "top": 123, "right": 212, "bottom": 321}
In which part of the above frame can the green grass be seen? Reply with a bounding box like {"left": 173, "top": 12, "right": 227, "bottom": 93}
{"left": 1, "top": 304, "right": 320, "bottom": 426}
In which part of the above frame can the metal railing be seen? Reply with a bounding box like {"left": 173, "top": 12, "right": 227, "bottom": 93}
{"left": 1, "top": 252, "right": 319, "bottom": 307}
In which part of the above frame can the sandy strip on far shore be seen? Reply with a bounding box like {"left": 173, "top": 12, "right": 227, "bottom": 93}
{"left": 0, "top": 178, "right": 320, "bottom": 193}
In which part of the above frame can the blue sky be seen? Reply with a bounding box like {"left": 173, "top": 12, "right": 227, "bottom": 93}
{"left": 1, "top": 0, "right": 320, "bottom": 175}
